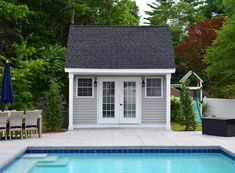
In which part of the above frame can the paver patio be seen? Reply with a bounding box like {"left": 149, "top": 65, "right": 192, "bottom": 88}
{"left": 1, "top": 128, "right": 235, "bottom": 168}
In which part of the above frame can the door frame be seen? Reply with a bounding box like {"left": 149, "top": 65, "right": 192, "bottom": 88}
{"left": 119, "top": 77, "right": 141, "bottom": 123}
{"left": 97, "top": 77, "right": 141, "bottom": 124}
{"left": 97, "top": 78, "right": 119, "bottom": 124}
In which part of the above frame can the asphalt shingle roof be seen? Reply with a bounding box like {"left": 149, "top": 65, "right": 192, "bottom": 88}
{"left": 65, "top": 25, "right": 175, "bottom": 69}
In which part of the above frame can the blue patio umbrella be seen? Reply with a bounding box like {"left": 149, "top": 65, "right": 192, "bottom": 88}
{"left": 1, "top": 61, "right": 14, "bottom": 104}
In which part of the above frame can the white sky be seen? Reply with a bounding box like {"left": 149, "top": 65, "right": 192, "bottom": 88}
{"left": 135, "top": 0, "right": 154, "bottom": 25}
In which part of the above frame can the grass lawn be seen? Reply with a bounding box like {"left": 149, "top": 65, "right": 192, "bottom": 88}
{"left": 171, "top": 122, "right": 202, "bottom": 131}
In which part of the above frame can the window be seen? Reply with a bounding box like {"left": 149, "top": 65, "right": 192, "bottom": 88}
{"left": 146, "top": 78, "right": 162, "bottom": 97}
{"left": 77, "top": 78, "right": 93, "bottom": 97}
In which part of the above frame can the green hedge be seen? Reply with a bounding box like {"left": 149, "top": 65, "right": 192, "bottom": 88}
{"left": 171, "top": 97, "right": 183, "bottom": 123}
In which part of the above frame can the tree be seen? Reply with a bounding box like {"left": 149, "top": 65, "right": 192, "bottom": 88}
{"left": 174, "top": 17, "right": 225, "bottom": 89}
{"left": 0, "top": 0, "right": 139, "bottom": 113}
{"left": 202, "top": 0, "right": 225, "bottom": 18}
{"left": 223, "top": 0, "right": 235, "bottom": 17}
{"left": 204, "top": 0, "right": 235, "bottom": 97}
{"left": 85, "top": 0, "right": 139, "bottom": 25}
{"left": 171, "top": 97, "right": 183, "bottom": 123}
{"left": 2, "top": 41, "right": 66, "bottom": 110}
{"left": 145, "top": 0, "right": 205, "bottom": 45}
{"left": 10, "top": 60, "right": 37, "bottom": 111}
{"left": 0, "top": 1, "right": 30, "bottom": 57}
{"left": 28, "top": 44, "right": 67, "bottom": 104}
{"left": 180, "top": 85, "right": 196, "bottom": 131}
{"left": 6, "top": 0, "right": 87, "bottom": 47}
{"left": 145, "top": 0, "right": 175, "bottom": 25}
{"left": 4, "top": 41, "right": 37, "bottom": 111}
{"left": 43, "top": 79, "right": 62, "bottom": 130}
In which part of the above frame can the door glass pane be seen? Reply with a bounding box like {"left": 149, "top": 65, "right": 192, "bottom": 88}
{"left": 124, "top": 82, "right": 136, "bottom": 118}
{"left": 102, "top": 82, "right": 115, "bottom": 118}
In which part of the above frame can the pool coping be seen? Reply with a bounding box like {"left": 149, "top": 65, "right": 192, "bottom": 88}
{"left": 1, "top": 146, "right": 235, "bottom": 172}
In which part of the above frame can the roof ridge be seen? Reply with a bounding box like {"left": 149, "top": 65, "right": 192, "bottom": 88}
{"left": 70, "top": 25, "right": 169, "bottom": 28}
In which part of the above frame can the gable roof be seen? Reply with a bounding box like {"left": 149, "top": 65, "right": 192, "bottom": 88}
{"left": 65, "top": 25, "right": 175, "bottom": 69}
{"left": 179, "top": 70, "right": 204, "bottom": 83}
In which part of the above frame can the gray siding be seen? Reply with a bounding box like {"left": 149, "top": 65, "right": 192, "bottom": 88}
{"left": 73, "top": 76, "right": 97, "bottom": 124}
{"left": 73, "top": 75, "right": 166, "bottom": 125}
{"left": 141, "top": 76, "right": 166, "bottom": 124}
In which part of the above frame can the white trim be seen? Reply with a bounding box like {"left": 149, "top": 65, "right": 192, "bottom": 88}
{"left": 166, "top": 74, "right": 171, "bottom": 130}
{"left": 119, "top": 77, "right": 141, "bottom": 124}
{"left": 187, "top": 86, "right": 202, "bottom": 90}
{"left": 97, "top": 78, "right": 119, "bottom": 124}
{"left": 96, "top": 80, "right": 99, "bottom": 124}
{"left": 171, "top": 84, "right": 182, "bottom": 88}
{"left": 180, "top": 70, "right": 204, "bottom": 83}
{"left": 171, "top": 85, "right": 202, "bottom": 90}
{"left": 139, "top": 79, "right": 142, "bottom": 124}
{"left": 76, "top": 77, "right": 94, "bottom": 98}
{"left": 65, "top": 68, "right": 176, "bottom": 75}
{"left": 73, "top": 124, "right": 166, "bottom": 129}
{"left": 97, "top": 77, "right": 141, "bottom": 124}
{"left": 68, "top": 73, "right": 74, "bottom": 130}
{"left": 145, "top": 77, "right": 163, "bottom": 98}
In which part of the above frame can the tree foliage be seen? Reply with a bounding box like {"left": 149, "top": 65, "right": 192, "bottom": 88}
{"left": 180, "top": 85, "right": 196, "bottom": 131}
{"left": 204, "top": 0, "right": 235, "bottom": 97}
{"left": 85, "top": 0, "right": 139, "bottom": 25}
{"left": 0, "top": 0, "right": 139, "bottom": 111}
{"left": 43, "top": 79, "right": 62, "bottom": 130}
{"left": 202, "top": 0, "right": 225, "bottom": 18}
{"left": 145, "top": 0, "right": 228, "bottom": 95}
{"left": 174, "top": 17, "right": 225, "bottom": 88}
{"left": 145, "top": 0, "right": 205, "bottom": 45}
{"left": 171, "top": 97, "right": 183, "bottom": 123}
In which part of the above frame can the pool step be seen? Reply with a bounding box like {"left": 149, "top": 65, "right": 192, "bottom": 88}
{"left": 36, "top": 155, "right": 59, "bottom": 163}
{"left": 35, "top": 157, "right": 69, "bottom": 167}
{"left": 10, "top": 154, "right": 57, "bottom": 173}
{"left": 6, "top": 159, "right": 38, "bottom": 173}
{"left": 22, "top": 154, "right": 48, "bottom": 159}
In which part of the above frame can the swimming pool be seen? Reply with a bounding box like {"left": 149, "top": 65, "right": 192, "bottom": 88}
{"left": 1, "top": 147, "right": 235, "bottom": 173}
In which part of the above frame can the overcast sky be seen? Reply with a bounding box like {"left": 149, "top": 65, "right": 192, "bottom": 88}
{"left": 135, "top": 0, "right": 154, "bottom": 25}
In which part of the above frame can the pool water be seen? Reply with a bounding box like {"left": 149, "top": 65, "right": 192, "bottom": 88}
{"left": 3, "top": 152, "right": 235, "bottom": 173}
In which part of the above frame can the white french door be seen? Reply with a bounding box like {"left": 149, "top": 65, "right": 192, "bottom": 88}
{"left": 119, "top": 78, "right": 140, "bottom": 123}
{"left": 98, "top": 78, "right": 119, "bottom": 123}
{"left": 98, "top": 77, "right": 140, "bottom": 124}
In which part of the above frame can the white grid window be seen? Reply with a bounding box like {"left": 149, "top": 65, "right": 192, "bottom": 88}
{"left": 77, "top": 78, "right": 93, "bottom": 97}
{"left": 124, "top": 82, "right": 136, "bottom": 118}
{"left": 146, "top": 78, "right": 162, "bottom": 97}
{"left": 102, "top": 82, "right": 115, "bottom": 118}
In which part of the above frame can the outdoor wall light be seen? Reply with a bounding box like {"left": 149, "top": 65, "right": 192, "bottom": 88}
{"left": 142, "top": 80, "right": 145, "bottom": 87}
{"left": 94, "top": 80, "right": 97, "bottom": 87}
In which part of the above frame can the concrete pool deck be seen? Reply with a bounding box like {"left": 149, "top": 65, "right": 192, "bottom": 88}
{"left": 1, "top": 128, "right": 235, "bottom": 168}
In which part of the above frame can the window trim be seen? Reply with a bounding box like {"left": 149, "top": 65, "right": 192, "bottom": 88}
{"left": 145, "top": 77, "right": 163, "bottom": 98}
{"left": 76, "top": 77, "right": 94, "bottom": 98}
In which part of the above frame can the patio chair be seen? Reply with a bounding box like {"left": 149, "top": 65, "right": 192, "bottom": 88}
{"left": 9, "top": 111, "right": 24, "bottom": 139}
{"left": 24, "top": 110, "right": 40, "bottom": 138}
{"left": 35, "top": 110, "right": 42, "bottom": 116}
{"left": 0, "top": 112, "right": 9, "bottom": 140}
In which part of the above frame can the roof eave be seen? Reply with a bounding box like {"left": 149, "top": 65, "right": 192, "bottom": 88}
{"left": 64, "top": 68, "right": 176, "bottom": 75}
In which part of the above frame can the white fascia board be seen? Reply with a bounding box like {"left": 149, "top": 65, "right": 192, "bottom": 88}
{"left": 64, "top": 68, "right": 176, "bottom": 75}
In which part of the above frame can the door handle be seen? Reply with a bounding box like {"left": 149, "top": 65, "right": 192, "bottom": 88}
{"left": 120, "top": 104, "right": 123, "bottom": 106}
